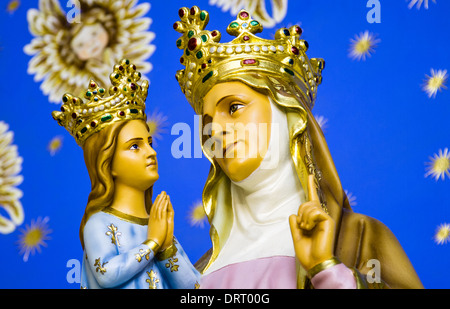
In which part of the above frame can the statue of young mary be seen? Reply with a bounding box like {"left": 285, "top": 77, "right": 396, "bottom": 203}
{"left": 52, "top": 59, "right": 200, "bottom": 289}
{"left": 174, "top": 7, "right": 423, "bottom": 289}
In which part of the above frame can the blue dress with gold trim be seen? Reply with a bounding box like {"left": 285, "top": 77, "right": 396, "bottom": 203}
{"left": 80, "top": 209, "right": 201, "bottom": 289}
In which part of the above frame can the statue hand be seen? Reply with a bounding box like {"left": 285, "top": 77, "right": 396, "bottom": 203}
{"left": 160, "top": 194, "right": 174, "bottom": 251}
{"left": 289, "top": 175, "right": 335, "bottom": 272}
{"left": 147, "top": 192, "right": 169, "bottom": 250}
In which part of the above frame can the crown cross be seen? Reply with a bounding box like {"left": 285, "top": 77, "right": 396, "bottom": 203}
{"left": 226, "top": 10, "right": 263, "bottom": 39}
{"left": 174, "top": 6, "right": 221, "bottom": 63}
{"left": 85, "top": 80, "right": 106, "bottom": 102}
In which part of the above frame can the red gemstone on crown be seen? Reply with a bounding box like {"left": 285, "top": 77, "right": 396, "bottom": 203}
{"left": 130, "top": 83, "right": 136, "bottom": 90}
{"left": 119, "top": 111, "right": 125, "bottom": 116}
{"left": 211, "top": 30, "right": 218, "bottom": 37}
{"left": 71, "top": 113, "right": 77, "bottom": 119}
{"left": 243, "top": 35, "right": 250, "bottom": 41}
{"left": 243, "top": 59, "right": 256, "bottom": 65}
{"left": 291, "top": 46, "right": 299, "bottom": 55}
{"left": 188, "top": 38, "right": 198, "bottom": 51}
{"left": 190, "top": 7, "right": 196, "bottom": 15}
{"left": 173, "top": 22, "right": 178, "bottom": 30}
{"left": 90, "top": 82, "right": 96, "bottom": 88}
{"left": 178, "top": 9, "right": 185, "bottom": 17}
{"left": 201, "top": 63, "right": 207, "bottom": 69}
{"left": 240, "top": 11, "right": 249, "bottom": 19}
{"left": 295, "top": 26, "right": 302, "bottom": 35}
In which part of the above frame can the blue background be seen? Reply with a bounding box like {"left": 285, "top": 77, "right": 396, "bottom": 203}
{"left": 0, "top": 0, "right": 449, "bottom": 288}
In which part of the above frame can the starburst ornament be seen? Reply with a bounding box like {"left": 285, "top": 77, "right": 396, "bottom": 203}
{"left": 146, "top": 110, "right": 168, "bottom": 145}
{"left": 423, "top": 69, "right": 448, "bottom": 98}
{"left": 0, "top": 121, "right": 24, "bottom": 234}
{"left": 408, "top": 0, "right": 437, "bottom": 10}
{"left": 24, "top": 0, "right": 155, "bottom": 103}
{"left": 349, "top": 31, "right": 380, "bottom": 61}
{"left": 344, "top": 190, "right": 357, "bottom": 207}
{"left": 17, "top": 216, "right": 52, "bottom": 262}
{"left": 6, "top": 0, "right": 20, "bottom": 14}
{"left": 314, "top": 114, "right": 328, "bottom": 132}
{"left": 425, "top": 148, "right": 450, "bottom": 181}
{"left": 434, "top": 223, "right": 450, "bottom": 245}
{"left": 188, "top": 201, "right": 207, "bottom": 228}
{"left": 47, "top": 136, "right": 63, "bottom": 156}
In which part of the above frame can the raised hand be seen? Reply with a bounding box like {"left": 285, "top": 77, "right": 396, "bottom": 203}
{"left": 289, "top": 175, "right": 336, "bottom": 271}
{"left": 160, "top": 194, "right": 175, "bottom": 251}
{"left": 147, "top": 191, "right": 169, "bottom": 249}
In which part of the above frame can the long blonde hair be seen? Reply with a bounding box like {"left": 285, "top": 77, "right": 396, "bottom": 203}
{"left": 79, "top": 120, "right": 153, "bottom": 249}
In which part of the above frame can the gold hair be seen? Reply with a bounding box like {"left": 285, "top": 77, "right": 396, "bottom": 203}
{"left": 79, "top": 120, "right": 152, "bottom": 249}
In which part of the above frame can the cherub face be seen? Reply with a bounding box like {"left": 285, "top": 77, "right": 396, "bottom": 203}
{"left": 70, "top": 23, "right": 109, "bottom": 61}
{"left": 203, "top": 81, "right": 272, "bottom": 182}
{"left": 111, "top": 120, "right": 159, "bottom": 191}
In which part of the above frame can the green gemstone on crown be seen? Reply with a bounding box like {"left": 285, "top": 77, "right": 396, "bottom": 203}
{"left": 230, "top": 22, "right": 239, "bottom": 28}
{"left": 284, "top": 68, "right": 294, "bottom": 76}
{"left": 101, "top": 114, "right": 112, "bottom": 122}
{"left": 202, "top": 71, "right": 214, "bottom": 83}
{"left": 250, "top": 20, "right": 259, "bottom": 26}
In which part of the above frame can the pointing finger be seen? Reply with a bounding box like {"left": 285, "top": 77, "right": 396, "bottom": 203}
{"left": 307, "top": 174, "right": 320, "bottom": 202}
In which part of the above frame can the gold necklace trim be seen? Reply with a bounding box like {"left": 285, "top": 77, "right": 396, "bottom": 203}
{"left": 102, "top": 207, "right": 148, "bottom": 226}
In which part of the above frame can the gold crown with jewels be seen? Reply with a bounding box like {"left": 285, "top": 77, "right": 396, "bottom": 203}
{"left": 174, "top": 6, "right": 325, "bottom": 114}
{"left": 52, "top": 59, "right": 148, "bottom": 146}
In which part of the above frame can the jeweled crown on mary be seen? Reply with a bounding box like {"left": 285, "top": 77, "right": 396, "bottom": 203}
{"left": 174, "top": 6, "right": 325, "bottom": 114}
{"left": 52, "top": 59, "right": 148, "bottom": 146}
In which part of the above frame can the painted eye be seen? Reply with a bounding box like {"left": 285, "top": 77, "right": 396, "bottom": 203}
{"left": 130, "top": 143, "right": 139, "bottom": 150}
{"left": 229, "top": 103, "right": 244, "bottom": 115}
